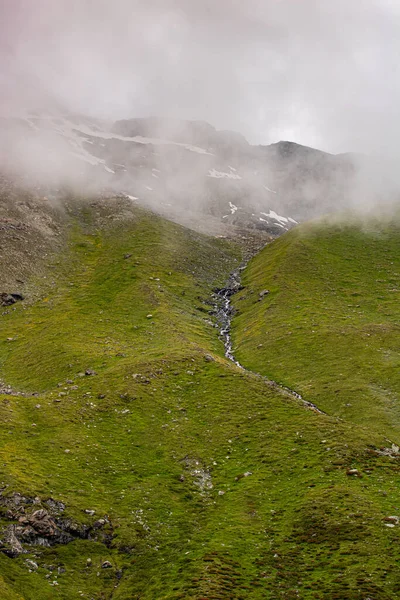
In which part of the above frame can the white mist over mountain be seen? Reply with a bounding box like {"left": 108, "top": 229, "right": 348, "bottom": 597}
{"left": 1, "top": 0, "right": 400, "bottom": 234}
{"left": 1, "top": 0, "right": 400, "bottom": 154}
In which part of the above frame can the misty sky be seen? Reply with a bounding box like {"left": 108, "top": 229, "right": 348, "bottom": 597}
{"left": 1, "top": 0, "right": 399, "bottom": 153}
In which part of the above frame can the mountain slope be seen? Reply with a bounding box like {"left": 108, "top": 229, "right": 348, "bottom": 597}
{"left": 0, "top": 113, "right": 357, "bottom": 235}
{"left": 0, "top": 202, "right": 400, "bottom": 598}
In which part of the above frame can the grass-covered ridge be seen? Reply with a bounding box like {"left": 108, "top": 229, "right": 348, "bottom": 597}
{"left": 232, "top": 216, "right": 400, "bottom": 439}
{"left": 0, "top": 203, "right": 400, "bottom": 598}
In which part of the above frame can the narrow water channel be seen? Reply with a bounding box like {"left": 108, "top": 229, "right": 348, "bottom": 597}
{"left": 213, "top": 266, "right": 325, "bottom": 416}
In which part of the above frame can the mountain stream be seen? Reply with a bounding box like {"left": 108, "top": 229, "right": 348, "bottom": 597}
{"left": 214, "top": 266, "right": 325, "bottom": 415}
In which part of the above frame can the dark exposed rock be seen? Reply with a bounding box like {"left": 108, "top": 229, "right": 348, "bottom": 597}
{"left": 0, "top": 292, "right": 24, "bottom": 306}
{"left": 0, "top": 492, "right": 113, "bottom": 557}
{"left": 45, "top": 498, "right": 66, "bottom": 514}
{"left": 23, "top": 509, "right": 58, "bottom": 536}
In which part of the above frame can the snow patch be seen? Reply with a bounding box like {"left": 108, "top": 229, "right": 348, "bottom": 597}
{"left": 229, "top": 202, "right": 238, "bottom": 214}
{"left": 261, "top": 210, "right": 288, "bottom": 224}
{"left": 208, "top": 169, "right": 242, "bottom": 180}
{"left": 68, "top": 121, "right": 214, "bottom": 155}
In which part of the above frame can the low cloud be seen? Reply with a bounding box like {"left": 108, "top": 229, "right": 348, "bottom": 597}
{"left": 0, "top": 0, "right": 400, "bottom": 154}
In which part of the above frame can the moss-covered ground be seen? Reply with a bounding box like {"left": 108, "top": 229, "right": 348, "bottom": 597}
{"left": 0, "top": 205, "right": 399, "bottom": 598}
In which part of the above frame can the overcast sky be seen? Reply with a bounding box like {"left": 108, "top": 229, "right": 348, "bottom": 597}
{"left": 1, "top": 0, "right": 400, "bottom": 153}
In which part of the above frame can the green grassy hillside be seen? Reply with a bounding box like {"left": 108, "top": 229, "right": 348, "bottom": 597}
{"left": 0, "top": 204, "right": 400, "bottom": 599}
{"left": 232, "top": 216, "right": 400, "bottom": 437}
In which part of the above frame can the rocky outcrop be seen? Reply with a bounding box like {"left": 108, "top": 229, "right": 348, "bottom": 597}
{"left": 0, "top": 492, "right": 113, "bottom": 557}
{"left": 0, "top": 292, "right": 24, "bottom": 306}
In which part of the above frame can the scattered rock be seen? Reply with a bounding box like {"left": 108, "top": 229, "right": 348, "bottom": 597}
{"left": 346, "top": 468, "right": 361, "bottom": 477}
{"left": 181, "top": 457, "right": 213, "bottom": 492}
{"left": 84, "top": 509, "right": 96, "bottom": 516}
{"left": 376, "top": 443, "right": 400, "bottom": 458}
{"left": 85, "top": 369, "right": 97, "bottom": 376}
{"left": 258, "top": 290, "right": 269, "bottom": 300}
{"left": 86, "top": 558, "right": 92, "bottom": 566}
{"left": 102, "top": 561, "right": 112, "bottom": 569}
{"left": 146, "top": 314, "right": 153, "bottom": 319}
{"left": 383, "top": 515, "right": 399, "bottom": 525}
{"left": 123, "top": 253, "right": 132, "bottom": 259}
{"left": 204, "top": 354, "right": 215, "bottom": 362}
{"left": 218, "top": 490, "right": 225, "bottom": 496}
{"left": 93, "top": 518, "right": 106, "bottom": 528}
{"left": 25, "top": 559, "right": 38, "bottom": 570}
